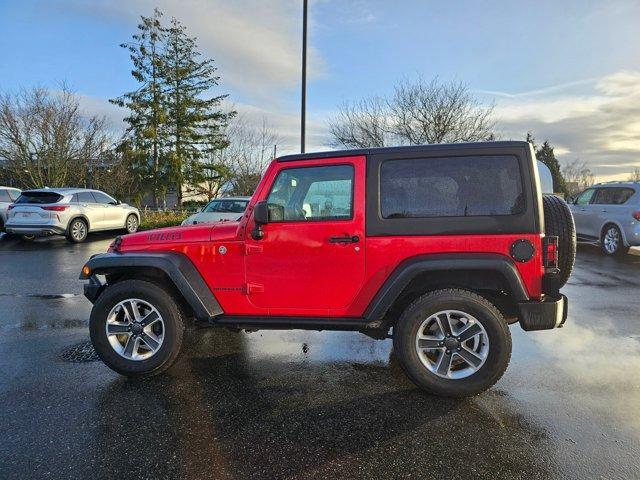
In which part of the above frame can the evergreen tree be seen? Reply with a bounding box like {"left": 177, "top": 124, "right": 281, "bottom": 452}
{"left": 110, "top": 8, "right": 168, "bottom": 207}
{"left": 526, "top": 133, "right": 567, "bottom": 194}
{"left": 163, "top": 17, "right": 234, "bottom": 205}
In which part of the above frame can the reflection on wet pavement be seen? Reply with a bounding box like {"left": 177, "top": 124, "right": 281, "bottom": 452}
{"left": 0, "top": 238, "right": 639, "bottom": 479}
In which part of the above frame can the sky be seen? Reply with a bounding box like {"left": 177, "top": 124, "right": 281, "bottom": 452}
{"left": 1, "top": 0, "right": 639, "bottom": 180}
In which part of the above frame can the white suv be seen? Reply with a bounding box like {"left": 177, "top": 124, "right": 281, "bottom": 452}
{"left": 0, "top": 186, "right": 21, "bottom": 232}
{"left": 5, "top": 188, "right": 140, "bottom": 243}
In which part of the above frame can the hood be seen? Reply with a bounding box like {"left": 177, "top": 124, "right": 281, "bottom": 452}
{"left": 118, "top": 221, "right": 241, "bottom": 250}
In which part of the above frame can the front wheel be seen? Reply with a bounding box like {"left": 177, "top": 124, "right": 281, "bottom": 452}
{"left": 393, "top": 289, "right": 512, "bottom": 397}
{"left": 601, "top": 224, "right": 629, "bottom": 256}
{"left": 89, "top": 280, "right": 184, "bottom": 377}
{"left": 125, "top": 214, "right": 139, "bottom": 234}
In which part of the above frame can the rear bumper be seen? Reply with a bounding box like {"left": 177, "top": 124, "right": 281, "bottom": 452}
{"left": 518, "top": 294, "right": 567, "bottom": 331}
{"left": 5, "top": 223, "right": 66, "bottom": 236}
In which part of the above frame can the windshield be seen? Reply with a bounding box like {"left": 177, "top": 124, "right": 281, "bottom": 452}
{"left": 203, "top": 199, "right": 248, "bottom": 214}
{"left": 15, "top": 191, "right": 63, "bottom": 204}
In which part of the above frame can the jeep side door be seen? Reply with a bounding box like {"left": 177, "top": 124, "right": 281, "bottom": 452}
{"left": 244, "top": 156, "right": 366, "bottom": 314}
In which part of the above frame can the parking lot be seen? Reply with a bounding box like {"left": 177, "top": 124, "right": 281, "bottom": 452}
{"left": 0, "top": 234, "right": 639, "bottom": 479}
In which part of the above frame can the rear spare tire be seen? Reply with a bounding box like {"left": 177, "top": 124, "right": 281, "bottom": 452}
{"left": 542, "top": 194, "right": 576, "bottom": 288}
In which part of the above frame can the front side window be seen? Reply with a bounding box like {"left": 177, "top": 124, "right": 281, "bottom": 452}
{"left": 576, "top": 189, "right": 595, "bottom": 205}
{"left": 266, "top": 165, "right": 354, "bottom": 222}
{"left": 380, "top": 155, "right": 524, "bottom": 218}
{"left": 92, "top": 191, "right": 116, "bottom": 204}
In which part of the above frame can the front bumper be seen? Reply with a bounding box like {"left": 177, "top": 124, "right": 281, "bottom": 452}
{"left": 83, "top": 274, "right": 104, "bottom": 304}
{"left": 518, "top": 294, "right": 567, "bottom": 331}
{"left": 5, "top": 223, "right": 66, "bottom": 236}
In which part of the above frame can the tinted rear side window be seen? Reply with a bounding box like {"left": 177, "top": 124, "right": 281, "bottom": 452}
{"left": 78, "top": 192, "right": 96, "bottom": 203}
{"left": 380, "top": 155, "right": 524, "bottom": 219}
{"left": 0, "top": 190, "right": 12, "bottom": 202}
{"left": 15, "top": 192, "right": 63, "bottom": 204}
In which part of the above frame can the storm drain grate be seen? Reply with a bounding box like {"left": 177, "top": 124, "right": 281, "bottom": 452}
{"left": 61, "top": 341, "right": 100, "bottom": 363}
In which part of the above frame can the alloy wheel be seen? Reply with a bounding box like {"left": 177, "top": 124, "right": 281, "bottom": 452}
{"left": 603, "top": 227, "right": 620, "bottom": 254}
{"left": 126, "top": 215, "right": 138, "bottom": 233}
{"left": 105, "top": 298, "right": 165, "bottom": 361}
{"left": 415, "top": 310, "right": 489, "bottom": 379}
{"left": 71, "top": 220, "right": 87, "bottom": 241}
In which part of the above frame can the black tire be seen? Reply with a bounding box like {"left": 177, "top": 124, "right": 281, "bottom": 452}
{"left": 600, "top": 224, "right": 629, "bottom": 256}
{"left": 66, "top": 218, "right": 88, "bottom": 243}
{"left": 542, "top": 194, "right": 576, "bottom": 288}
{"left": 393, "top": 289, "right": 512, "bottom": 398}
{"left": 90, "top": 280, "right": 184, "bottom": 378}
{"left": 20, "top": 234, "right": 36, "bottom": 242}
{"left": 125, "top": 214, "right": 139, "bottom": 234}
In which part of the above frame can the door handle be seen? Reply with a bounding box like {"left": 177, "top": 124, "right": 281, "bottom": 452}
{"left": 329, "top": 235, "right": 359, "bottom": 244}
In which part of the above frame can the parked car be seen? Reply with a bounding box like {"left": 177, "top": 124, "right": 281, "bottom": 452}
{"left": 569, "top": 182, "right": 640, "bottom": 255}
{"left": 181, "top": 197, "right": 250, "bottom": 226}
{"left": 5, "top": 188, "right": 140, "bottom": 243}
{"left": 81, "top": 141, "right": 575, "bottom": 397}
{"left": 0, "top": 186, "right": 21, "bottom": 232}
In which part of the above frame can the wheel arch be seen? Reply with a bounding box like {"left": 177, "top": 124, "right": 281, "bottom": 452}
{"left": 363, "top": 254, "right": 529, "bottom": 331}
{"left": 600, "top": 221, "right": 629, "bottom": 247}
{"left": 67, "top": 214, "right": 91, "bottom": 233}
{"left": 81, "top": 252, "right": 223, "bottom": 320}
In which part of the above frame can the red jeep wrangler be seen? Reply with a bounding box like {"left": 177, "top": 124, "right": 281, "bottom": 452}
{"left": 81, "top": 141, "right": 575, "bottom": 397}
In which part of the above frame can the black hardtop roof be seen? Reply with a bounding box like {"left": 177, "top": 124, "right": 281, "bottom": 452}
{"left": 277, "top": 141, "right": 531, "bottom": 162}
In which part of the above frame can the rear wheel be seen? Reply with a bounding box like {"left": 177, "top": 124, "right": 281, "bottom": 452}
{"left": 601, "top": 224, "right": 629, "bottom": 256}
{"left": 542, "top": 194, "right": 576, "bottom": 288}
{"left": 66, "top": 218, "right": 88, "bottom": 243}
{"left": 89, "top": 280, "right": 184, "bottom": 377}
{"left": 393, "top": 289, "right": 511, "bottom": 397}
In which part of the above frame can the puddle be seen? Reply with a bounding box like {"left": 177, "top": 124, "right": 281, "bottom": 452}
{"left": 60, "top": 340, "right": 100, "bottom": 363}
{"left": 0, "top": 293, "right": 80, "bottom": 299}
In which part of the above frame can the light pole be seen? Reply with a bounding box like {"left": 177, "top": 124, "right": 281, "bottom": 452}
{"left": 301, "top": 0, "right": 308, "bottom": 153}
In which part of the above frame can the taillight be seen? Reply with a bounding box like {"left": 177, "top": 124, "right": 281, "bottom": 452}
{"left": 543, "top": 236, "right": 559, "bottom": 269}
{"left": 42, "top": 205, "right": 69, "bottom": 212}
{"left": 633, "top": 211, "right": 640, "bottom": 221}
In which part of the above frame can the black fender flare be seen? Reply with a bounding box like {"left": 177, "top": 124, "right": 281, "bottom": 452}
{"left": 363, "top": 253, "right": 529, "bottom": 322}
{"left": 80, "top": 251, "right": 223, "bottom": 319}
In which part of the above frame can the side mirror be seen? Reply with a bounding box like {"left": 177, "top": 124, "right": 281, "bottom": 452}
{"left": 253, "top": 201, "right": 270, "bottom": 225}
{"left": 251, "top": 201, "right": 269, "bottom": 240}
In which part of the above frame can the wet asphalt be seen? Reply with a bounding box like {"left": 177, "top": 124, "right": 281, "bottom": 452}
{"left": 0, "top": 234, "right": 639, "bottom": 480}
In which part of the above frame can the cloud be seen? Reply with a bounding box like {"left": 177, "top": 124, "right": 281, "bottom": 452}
{"left": 64, "top": 0, "right": 325, "bottom": 102}
{"left": 492, "top": 71, "right": 640, "bottom": 180}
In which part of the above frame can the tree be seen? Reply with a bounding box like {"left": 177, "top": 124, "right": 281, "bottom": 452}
{"left": 163, "top": 17, "right": 234, "bottom": 205}
{"left": 0, "top": 86, "right": 110, "bottom": 189}
{"left": 329, "top": 77, "right": 495, "bottom": 148}
{"left": 562, "top": 159, "right": 595, "bottom": 195}
{"left": 629, "top": 167, "right": 640, "bottom": 182}
{"left": 526, "top": 133, "right": 568, "bottom": 194}
{"left": 217, "top": 117, "right": 278, "bottom": 196}
{"left": 110, "top": 8, "right": 168, "bottom": 207}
